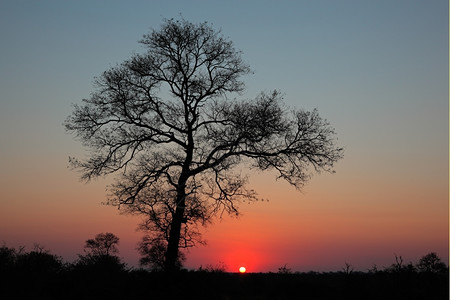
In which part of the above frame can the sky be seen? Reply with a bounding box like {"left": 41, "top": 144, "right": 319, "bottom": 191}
{"left": 0, "top": 0, "right": 448, "bottom": 272}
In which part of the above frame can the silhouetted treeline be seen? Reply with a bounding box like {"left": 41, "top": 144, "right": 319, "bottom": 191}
{"left": 0, "top": 244, "right": 448, "bottom": 299}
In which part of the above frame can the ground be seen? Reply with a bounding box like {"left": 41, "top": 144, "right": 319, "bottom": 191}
{"left": 2, "top": 268, "right": 448, "bottom": 299}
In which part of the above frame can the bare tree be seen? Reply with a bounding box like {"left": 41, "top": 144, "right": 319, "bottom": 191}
{"left": 385, "top": 253, "right": 417, "bottom": 273}
{"left": 65, "top": 18, "right": 343, "bottom": 271}
{"left": 342, "top": 262, "right": 353, "bottom": 275}
{"left": 277, "top": 264, "right": 292, "bottom": 274}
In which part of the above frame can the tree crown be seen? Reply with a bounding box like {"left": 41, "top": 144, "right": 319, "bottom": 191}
{"left": 84, "top": 232, "right": 120, "bottom": 256}
{"left": 65, "top": 18, "right": 343, "bottom": 255}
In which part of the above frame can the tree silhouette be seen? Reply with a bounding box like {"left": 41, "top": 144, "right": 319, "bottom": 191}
{"left": 416, "top": 252, "right": 447, "bottom": 273}
{"left": 75, "top": 233, "right": 125, "bottom": 273}
{"left": 65, "top": 18, "right": 343, "bottom": 271}
{"left": 83, "top": 232, "right": 120, "bottom": 256}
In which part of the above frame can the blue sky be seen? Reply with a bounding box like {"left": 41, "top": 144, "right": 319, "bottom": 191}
{"left": 0, "top": 1, "right": 448, "bottom": 270}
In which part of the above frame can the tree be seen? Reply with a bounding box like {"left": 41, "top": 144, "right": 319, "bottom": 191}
{"left": 417, "top": 252, "right": 448, "bottom": 273}
{"left": 83, "top": 232, "right": 120, "bottom": 257}
{"left": 341, "top": 262, "right": 353, "bottom": 275}
{"left": 75, "top": 233, "right": 125, "bottom": 273}
{"left": 385, "top": 254, "right": 417, "bottom": 274}
{"left": 277, "top": 264, "right": 292, "bottom": 274}
{"left": 65, "top": 18, "right": 343, "bottom": 271}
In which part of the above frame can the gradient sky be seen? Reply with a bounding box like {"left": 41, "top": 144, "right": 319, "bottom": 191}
{"left": 0, "top": 0, "right": 448, "bottom": 272}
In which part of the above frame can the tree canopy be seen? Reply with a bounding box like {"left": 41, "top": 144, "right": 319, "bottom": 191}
{"left": 65, "top": 18, "right": 343, "bottom": 271}
{"left": 83, "top": 232, "right": 120, "bottom": 257}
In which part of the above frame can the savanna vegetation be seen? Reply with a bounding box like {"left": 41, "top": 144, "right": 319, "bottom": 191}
{"left": 1, "top": 233, "right": 448, "bottom": 299}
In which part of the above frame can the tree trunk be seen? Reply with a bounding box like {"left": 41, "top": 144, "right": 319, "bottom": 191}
{"left": 164, "top": 189, "right": 186, "bottom": 271}
{"left": 165, "top": 124, "right": 194, "bottom": 271}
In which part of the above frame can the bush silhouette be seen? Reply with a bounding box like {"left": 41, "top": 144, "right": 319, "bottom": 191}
{"left": 0, "top": 245, "right": 18, "bottom": 273}
{"left": 13, "top": 245, "right": 63, "bottom": 276}
{"left": 74, "top": 253, "right": 126, "bottom": 274}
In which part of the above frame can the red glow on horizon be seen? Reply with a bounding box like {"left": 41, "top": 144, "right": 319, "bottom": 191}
{"left": 220, "top": 247, "right": 267, "bottom": 272}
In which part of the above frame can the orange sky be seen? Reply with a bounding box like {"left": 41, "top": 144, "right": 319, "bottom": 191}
{"left": 184, "top": 168, "right": 448, "bottom": 272}
{"left": 1, "top": 155, "right": 447, "bottom": 272}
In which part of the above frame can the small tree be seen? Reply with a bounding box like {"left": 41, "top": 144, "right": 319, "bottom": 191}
{"left": 84, "top": 232, "right": 120, "bottom": 257}
{"left": 342, "top": 262, "right": 353, "bottom": 275}
{"left": 417, "top": 252, "right": 447, "bottom": 273}
{"left": 65, "top": 18, "right": 343, "bottom": 271}
{"left": 385, "top": 254, "right": 416, "bottom": 273}
{"left": 76, "top": 233, "right": 125, "bottom": 273}
{"left": 277, "top": 264, "right": 292, "bottom": 274}
{"left": 391, "top": 254, "right": 404, "bottom": 272}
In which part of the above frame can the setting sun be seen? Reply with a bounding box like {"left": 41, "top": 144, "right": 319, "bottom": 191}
{"left": 239, "top": 266, "right": 246, "bottom": 273}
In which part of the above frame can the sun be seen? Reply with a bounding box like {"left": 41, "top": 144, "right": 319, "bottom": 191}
{"left": 239, "top": 266, "right": 246, "bottom": 273}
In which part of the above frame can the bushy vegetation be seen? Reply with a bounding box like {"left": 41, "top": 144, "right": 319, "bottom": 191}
{"left": 0, "top": 238, "right": 448, "bottom": 299}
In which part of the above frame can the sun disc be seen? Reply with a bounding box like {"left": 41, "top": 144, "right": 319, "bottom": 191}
{"left": 239, "top": 266, "right": 246, "bottom": 273}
